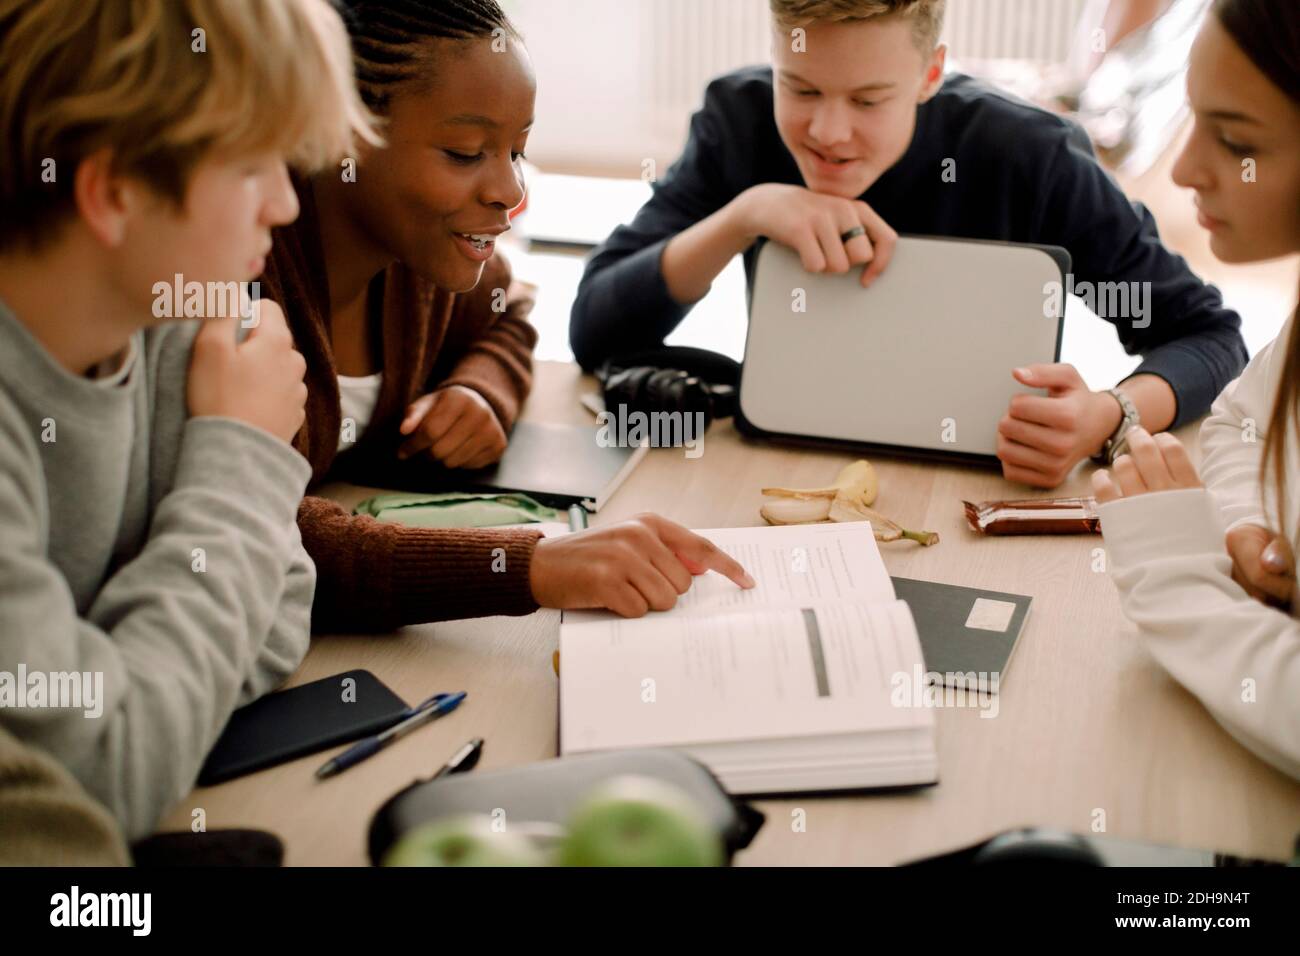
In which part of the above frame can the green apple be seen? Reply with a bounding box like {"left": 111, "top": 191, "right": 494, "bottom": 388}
{"left": 558, "top": 776, "right": 725, "bottom": 867}
{"left": 383, "top": 814, "right": 544, "bottom": 867}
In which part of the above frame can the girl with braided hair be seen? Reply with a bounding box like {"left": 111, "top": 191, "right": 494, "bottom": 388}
{"left": 261, "top": 0, "right": 755, "bottom": 632}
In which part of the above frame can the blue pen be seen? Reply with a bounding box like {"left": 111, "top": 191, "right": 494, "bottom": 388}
{"left": 315, "top": 691, "right": 467, "bottom": 779}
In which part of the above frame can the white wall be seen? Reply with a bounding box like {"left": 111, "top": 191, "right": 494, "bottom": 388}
{"left": 509, "top": 0, "right": 660, "bottom": 175}
{"left": 509, "top": 0, "right": 1092, "bottom": 177}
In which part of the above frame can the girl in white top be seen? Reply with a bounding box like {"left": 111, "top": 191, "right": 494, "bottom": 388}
{"left": 1092, "top": 0, "right": 1300, "bottom": 779}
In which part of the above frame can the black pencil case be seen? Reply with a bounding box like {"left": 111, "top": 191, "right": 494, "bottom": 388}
{"left": 367, "top": 748, "right": 765, "bottom": 866}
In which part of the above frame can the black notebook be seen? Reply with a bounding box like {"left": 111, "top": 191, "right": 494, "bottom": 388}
{"left": 890, "top": 576, "right": 1032, "bottom": 691}
{"left": 382, "top": 421, "right": 646, "bottom": 511}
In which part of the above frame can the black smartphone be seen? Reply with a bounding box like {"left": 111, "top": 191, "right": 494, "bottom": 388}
{"left": 198, "top": 669, "right": 409, "bottom": 785}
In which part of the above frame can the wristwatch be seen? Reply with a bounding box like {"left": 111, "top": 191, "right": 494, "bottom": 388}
{"left": 1093, "top": 387, "right": 1140, "bottom": 465}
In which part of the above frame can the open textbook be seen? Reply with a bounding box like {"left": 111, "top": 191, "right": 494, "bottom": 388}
{"left": 559, "top": 523, "right": 939, "bottom": 795}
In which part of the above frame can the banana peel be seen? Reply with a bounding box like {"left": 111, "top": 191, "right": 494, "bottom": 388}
{"left": 759, "top": 495, "right": 834, "bottom": 525}
{"left": 760, "top": 459, "right": 939, "bottom": 546}
{"left": 761, "top": 459, "right": 878, "bottom": 507}
{"left": 828, "top": 497, "right": 940, "bottom": 547}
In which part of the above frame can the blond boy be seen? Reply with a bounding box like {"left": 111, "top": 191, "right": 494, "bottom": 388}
{"left": 572, "top": 0, "right": 1247, "bottom": 489}
{"left": 0, "top": 0, "right": 375, "bottom": 840}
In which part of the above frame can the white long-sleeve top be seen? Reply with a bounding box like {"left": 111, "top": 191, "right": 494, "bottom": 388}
{"left": 1097, "top": 314, "right": 1300, "bottom": 780}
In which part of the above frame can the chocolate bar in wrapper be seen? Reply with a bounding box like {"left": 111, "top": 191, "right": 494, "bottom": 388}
{"left": 963, "top": 497, "right": 1101, "bottom": 535}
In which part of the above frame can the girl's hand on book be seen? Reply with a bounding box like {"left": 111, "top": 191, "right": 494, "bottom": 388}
{"left": 397, "top": 385, "right": 507, "bottom": 469}
{"left": 1091, "top": 427, "right": 1202, "bottom": 503}
{"left": 529, "top": 514, "right": 756, "bottom": 618}
{"left": 1226, "top": 524, "right": 1295, "bottom": 609}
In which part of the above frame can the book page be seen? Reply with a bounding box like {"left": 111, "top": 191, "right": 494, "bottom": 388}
{"left": 563, "top": 523, "right": 896, "bottom": 626}
{"left": 560, "top": 599, "right": 930, "bottom": 752}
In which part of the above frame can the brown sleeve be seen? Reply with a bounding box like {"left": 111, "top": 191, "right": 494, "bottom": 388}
{"left": 298, "top": 495, "right": 542, "bottom": 633}
{"left": 434, "top": 251, "right": 538, "bottom": 431}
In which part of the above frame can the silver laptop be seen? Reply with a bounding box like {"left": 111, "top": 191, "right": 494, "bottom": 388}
{"left": 739, "top": 237, "right": 1067, "bottom": 461}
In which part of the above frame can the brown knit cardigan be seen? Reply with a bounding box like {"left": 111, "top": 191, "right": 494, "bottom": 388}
{"left": 259, "top": 176, "right": 543, "bottom": 633}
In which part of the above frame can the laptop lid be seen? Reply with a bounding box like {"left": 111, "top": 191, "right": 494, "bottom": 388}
{"left": 738, "top": 236, "right": 1068, "bottom": 462}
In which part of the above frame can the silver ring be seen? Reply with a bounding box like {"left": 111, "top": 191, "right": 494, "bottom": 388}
{"left": 840, "top": 226, "right": 867, "bottom": 243}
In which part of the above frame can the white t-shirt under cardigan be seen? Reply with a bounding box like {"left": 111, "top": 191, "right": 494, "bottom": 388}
{"left": 336, "top": 372, "right": 383, "bottom": 453}
{"left": 1097, "top": 314, "right": 1300, "bottom": 781}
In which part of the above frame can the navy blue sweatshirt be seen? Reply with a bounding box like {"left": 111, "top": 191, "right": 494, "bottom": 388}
{"left": 569, "top": 68, "right": 1247, "bottom": 429}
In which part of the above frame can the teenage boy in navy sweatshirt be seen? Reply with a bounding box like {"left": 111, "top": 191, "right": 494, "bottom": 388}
{"left": 570, "top": 0, "right": 1247, "bottom": 489}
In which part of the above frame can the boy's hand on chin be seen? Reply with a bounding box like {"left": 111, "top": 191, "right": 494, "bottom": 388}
{"left": 187, "top": 299, "right": 307, "bottom": 443}
{"left": 397, "top": 384, "right": 507, "bottom": 469}
{"left": 1091, "top": 427, "right": 1203, "bottom": 503}
{"left": 735, "top": 183, "right": 897, "bottom": 287}
{"left": 998, "top": 363, "right": 1118, "bottom": 489}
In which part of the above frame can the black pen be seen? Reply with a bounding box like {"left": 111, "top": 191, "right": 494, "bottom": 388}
{"left": 424, "top": 738, "right": 484, "bottom": 783}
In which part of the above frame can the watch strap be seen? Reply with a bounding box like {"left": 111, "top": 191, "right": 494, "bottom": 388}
{"left": 1094, "top": 387, "right": 1140, "bottom": 465}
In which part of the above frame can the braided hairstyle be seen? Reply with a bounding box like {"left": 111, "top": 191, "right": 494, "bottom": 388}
{"left": 338, "top": 0, "right": 519, "bottom": 111}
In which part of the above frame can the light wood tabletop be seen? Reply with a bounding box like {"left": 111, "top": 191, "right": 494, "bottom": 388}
{"left": 159, "top": 360, "right": 1300, "bottom": 866}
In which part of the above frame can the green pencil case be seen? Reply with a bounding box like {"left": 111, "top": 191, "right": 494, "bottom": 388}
{"left": 354, "top": 491, "right": 560, "bottom": 528}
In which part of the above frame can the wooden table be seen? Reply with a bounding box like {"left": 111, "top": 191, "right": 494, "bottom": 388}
{"left": 159, "top": 361, "right": 1300, "bottom": 865}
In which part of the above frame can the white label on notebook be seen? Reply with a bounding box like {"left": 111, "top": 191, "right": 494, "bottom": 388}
{"left": 965, "top": 598, "right": 1015, "bottom": 633}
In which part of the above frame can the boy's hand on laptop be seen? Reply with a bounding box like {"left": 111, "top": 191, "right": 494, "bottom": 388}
{"left": 187, "top": 299, "right": 307, "bottom": 443}
{"left": 1225, "top": 524, "right": 1295, "bottom": 609}
{"left": 397, "top": 385, "right": 508, "bottom": 469}
{"left": 1091, "top": 427, "right": 1202, "bottom": 503}
{"left": 734, "top": 184, "right": 896, "bottom": 287}
{"left": 998, "top": 363, "right": 1121, "bottom": 488}
{"left": 529, "top": 513, "right": 756, "bottom": 618}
